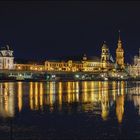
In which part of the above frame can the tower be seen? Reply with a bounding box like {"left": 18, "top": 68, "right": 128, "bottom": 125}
{"left": 116, "top": 30, "right": 125, "bottom": 69}
{"left": 101, "top": 41, "right": 110, "bottom": 70}
{"left": 83, "top": 54, "right": 87, "bottom": 61}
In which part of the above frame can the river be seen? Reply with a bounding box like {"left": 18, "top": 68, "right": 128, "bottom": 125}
{"left": 0, "top": 81, "right": 140, "bottom": 139}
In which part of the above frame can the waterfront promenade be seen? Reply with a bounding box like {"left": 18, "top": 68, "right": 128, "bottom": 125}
{"left": 0, "top": 69, "right": 133, "bottom": 81}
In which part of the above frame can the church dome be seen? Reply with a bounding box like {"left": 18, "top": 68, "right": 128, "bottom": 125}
{"left": 102, "top": 42, "right": 108, "bottom": 49}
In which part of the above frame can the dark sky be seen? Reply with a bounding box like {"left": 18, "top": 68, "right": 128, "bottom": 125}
{"left": 0, "top": 1, "right": 140, "bottom": 63}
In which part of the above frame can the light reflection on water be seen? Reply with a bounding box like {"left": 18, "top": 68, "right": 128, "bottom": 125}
{"left": 0, "top": 81, "right": 140, "bottom": 139}
{"left": 0, "top": 81, "right": 128, "bottom": 121}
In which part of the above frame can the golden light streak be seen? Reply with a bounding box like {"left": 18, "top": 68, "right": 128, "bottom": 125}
{"left": 18, "top": 82, "right": 22, "bottom": 112}
{"left": 35, "top": 82, "right": 39, "bottom": 110}
{"left": 116, "top": 95, "right": 124, "bottom": 123}
{"left": 29, "top": 82, "right": 34, "bottom": 110}
{"left": 39, "top": 82, "right": 43, "bottom": 109}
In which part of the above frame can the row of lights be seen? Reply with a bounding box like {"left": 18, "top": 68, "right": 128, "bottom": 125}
{"left": 17, "top": 66, "right": 43, "bottom": 71}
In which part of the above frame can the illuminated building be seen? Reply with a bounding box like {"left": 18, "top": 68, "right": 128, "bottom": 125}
{"left": 82, "top": 54, "right": 101, "bottom": 72}
{"left": 15, "top": 63, "right": 45, "bottom": 71}
{"left": 0, "top": 45, "right": 14, "bottom": 69}
{"left": 129, "top": 48, "right": 140, "bottom": 77}
{"left": 101, "top": 42, "right": 110, "bottom": 70}
{"left": 10, "top": 32, "right": 126, "bottom": 73}
{"left": 44, "top": 41, "right": 116, "bottom": 72}
{"left": 116, "top": 31, "right": 125, "bottom": 69}
{"left": 45, "top": 60, "right": 82, "bottom": 72}
{"left": 45, "top": 54, "right": 106, "bottom": 72}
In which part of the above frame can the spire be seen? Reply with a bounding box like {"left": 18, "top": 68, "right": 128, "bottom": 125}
{"left": 118, "top": 30, "right": 121, "bottom": 41}
{"left": 118, "top": 30, "right": 122, "bottom": 48}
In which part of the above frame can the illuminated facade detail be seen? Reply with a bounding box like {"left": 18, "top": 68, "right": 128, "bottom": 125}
{"left": 45, "top": 60, "right": 82, "bottom": 72}
{"left": 101, "top": 42, "right": 110, "bottom": 70}
{"left": 116, "top": 31, "right": 125, "bottom": 69}
{"left": 0, "top": 45, "right": 14, "bottom": 69}
{"left": 15, "top": 63, "right": 44, "bottom": 71}
{"left": 82, "top": 56, "right": 101, "bottom": 72}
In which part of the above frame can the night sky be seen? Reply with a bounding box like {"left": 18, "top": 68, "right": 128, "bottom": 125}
{"left": 0, "top": 1, "right": 140, "bottom": 63}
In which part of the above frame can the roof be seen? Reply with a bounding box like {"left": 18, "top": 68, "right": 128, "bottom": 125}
{"left": 86, "top": 56, "right": 101, "bottom": 62}
{"left": 102, "top": 43, "right": 108, "bottom": 49}
{"left": 1, "top": 45, "right": 12, "bottom": 51}
{"left": 45, "top": 59, "right": 82, "bottom": 63}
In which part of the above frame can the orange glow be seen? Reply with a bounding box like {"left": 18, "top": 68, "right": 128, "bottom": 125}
{"left": 29, "top": 82, "right": 34, "bottom": 110}
{"left": 18, "top": 82, "right": 22, "bottom": 112}
{"left": 39, "top": 82, "right": 43, "bottom": 109}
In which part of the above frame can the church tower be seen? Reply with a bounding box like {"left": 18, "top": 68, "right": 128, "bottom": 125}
{"left": 101, "top": 41, "right": 110, "bottom": 70}
{"left": 116, "top": 31, "right": 125, "bottom": 69}
{"left": 83, "top": 54, "right": 87, "bottom": 61}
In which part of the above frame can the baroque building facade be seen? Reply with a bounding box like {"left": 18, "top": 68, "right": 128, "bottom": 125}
{"left": 45, "top": 60, "right": 82, "bottom": 72}
{"left": 44, "top": 54, "right": 102, "bottom": 72}
{"left": 81, "top": 54, "right": 101, "bottom": 72}
{"left": 129, "top": 48, "right": 140, "bottom": 77}
{"left": 0, "top": 45, "right": 14, "bottom": 69}
{"left": 101, "top": 42, "right": 110, "bottom": 70}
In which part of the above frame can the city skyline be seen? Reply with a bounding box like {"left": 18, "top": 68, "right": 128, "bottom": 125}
{"left": 0, "top": 1, "right": 139, "bottom": 63}
{"left": 1, "top": 2, "right": 140, "bottom": 139}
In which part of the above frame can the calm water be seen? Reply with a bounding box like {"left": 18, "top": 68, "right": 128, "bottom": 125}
{"left": 0, "top": 81, "right": 140, "bottom": 139}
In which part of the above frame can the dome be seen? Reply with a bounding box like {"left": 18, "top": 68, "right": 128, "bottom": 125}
{"left": 102, "top": 42, "right": 108, "bottom": 49}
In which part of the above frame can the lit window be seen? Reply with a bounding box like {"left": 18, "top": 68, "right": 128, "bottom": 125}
{"left": 18, "top": 66, "right": 21, "bottom": 69}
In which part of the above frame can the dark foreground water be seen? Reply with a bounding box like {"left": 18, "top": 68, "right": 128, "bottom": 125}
{"left": 0, "top": 81, "right": 140, "bottom": 140}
